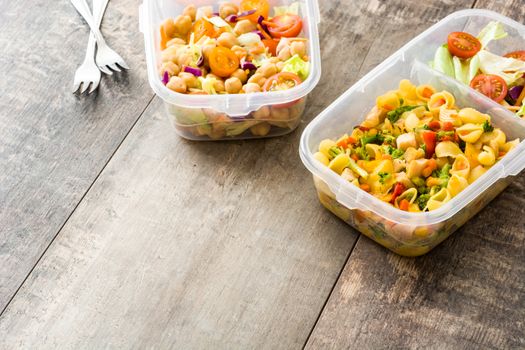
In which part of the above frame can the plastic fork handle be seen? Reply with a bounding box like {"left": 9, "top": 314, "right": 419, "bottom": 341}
{"left": 71, "top": 0, "right": 108, "bottom": 46}
{"left": 83, "top": 0, "right": 109, "bottom": 62}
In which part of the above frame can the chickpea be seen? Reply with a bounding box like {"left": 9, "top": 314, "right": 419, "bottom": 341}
{"left": 268, "top": 57, "right": 280, "bottom": 64}
{"left": 231, "top": 68, "right": 248, "bottom": 83}
{"left": 182, "top": 4, "right": 197, "bottom": 21}
{"left": 234, "top": 20, "right": 257, "bottom": 35}
{"left": 244, "top": 83, "right": 261, "bottom": 94}
{"left": 219, "top": 2, "right": 239, "bottom": 19}
{"left": 276, "top": 61, "right": 285, "bottom": 71}
{"left": 225, "top": 77, "right": 243, "bottom": 94}
{"left": 258, "top": 63, "right": 278, "bottom": 78}
{"left": 161, "top": 61, "right": 180, "bottom": 76}
{"left": 270, "top": 107, "right": 290, "bottom": 121}
{"left": 290, "top": 41, "right": 307, "bottom": 57}
{"left": 161, "top": 45, "right": 179, "bottom": 63}
{"left": 174, "top": 15, "right": 192, "bottom": 36}
{"left": 231, "top": 45, "right": 247, "bottom": 60}
{"left": 214, "top": 79, "right": 226, "bottom": 93}
{"left": 196, "top": 6, "right": 213, "bottom": 20}
{"left": 250, "top": 122, "right": 271, "bottom": 137}
{"left": 177, "top": 51, "right": 192, "bottom": 67}
{"left": 202, "top": 43, "right": 217, "bottom": 60}
{"left": 217, "top": 32, "right": 239, "bottom": 49}
{"left": 166, "top": 76, "right": 187, "bottom": 93}
{"left": 166, "top": 37, "right": 186, "bottom": 48}
{"left": 278, "top": 46, "right": 292, "bottom": 61}
{"left": 252, "top": 106, "right": 270, "bottom": 120}
{"left": 248, "top": 73, "right": 266, "bottom": 87}
{"left": 161, "top": 18, "right": 176, "bottom": 38}
{"left": 179, "top": 72, "right": 200, "bottom": 89}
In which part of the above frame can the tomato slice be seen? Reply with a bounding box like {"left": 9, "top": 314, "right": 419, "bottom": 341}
{"left": 240, "top": 0, "right": 270, "bottom": 23}
{"left": 263, "top": 72, "right": 302, "bottom": 92}
{"left": 390, "top": 183, "right": 406, "bottom": 204}
{"left": 263, "top": 72, "right": 302, "bottom": 108}
{"left": 208, "top": 47, "right": 240, "bottom": 78}
{"left": 447, "top": 32, "right": 481, "bottom": 59}
{"left": 262, "top": 39, "right": 279, "bottom": 56}
{"left": 267, "top": 15, "right": 303, "bottom": 38}
{"left": 504, "top": 50, "right": 525, "bottom": 61}
{"left": 470, "top": 74, "right": 508, "bottom": 103}
{"left": 192, "top": 18, "right": 215, "bottom": 42}
{"left": 422, "top": 131, "right": 437, "bottom": 159}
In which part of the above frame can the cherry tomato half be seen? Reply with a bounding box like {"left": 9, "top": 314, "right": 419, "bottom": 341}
{"left": 208, "top": 47, "right": 240, "bottom": 78}
{"left": 504, "top": 50, "right": 525, "bottom": 61}
{"left": 422, "top": 131, "right": 437, "bottom": 159}
{"left": 267, "top": 15, "right": 303, "bottom": 38}
{"left": 192, "top": 18, "right": 215, "bottom": 42}
{"left": 263, "top": 72, "right": 302, "bottom": 108}
{"left": 470, "top": 74, "right": 508, "bottom": 103}
{"left": 240, "top": 0, "right": 270, "bottom": 23}
{"left": 447, "top": 32, "right": 481, "bottom": 59}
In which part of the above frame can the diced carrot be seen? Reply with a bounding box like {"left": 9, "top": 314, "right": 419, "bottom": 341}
{"left": 442, "top": 121, "right": 454, "bottom": 131}
{"left": 337, "top": 139, "right": 348, "bottom": 149}
{"left": 422, "top": 166, "right": 433, "bottom": 178}
{"left": 383, "top": 104, "right": 394, "bottom": 111}
{"left": 351, "top": 153, "right": 359, "bottom": 161}
{"left": 347, "top": 136, "right": 357, "bottom": 145}
{"left": 382, "top": 154, "right": 392, "bottom": 160}
{"left": 422, "top": 87, "right": 433, "bottom": 98}
{"left": 160, "top": 25, "right": 169, "bottom": 50}
{"left": 360, "top": 184, "right": 370, "bottom": 192}
{"left": 427, "top": 158, "right": 438, "bottom": 170}
{"left": 399, "top": 199, "right": 410, "bottom": 211}
{"left": 499, "top": 151, "right": 506, "bottom": 157}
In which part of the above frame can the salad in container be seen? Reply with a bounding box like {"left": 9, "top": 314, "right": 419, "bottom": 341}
{"left": 300, "top": 10, "right": 525, "bottom": 256}
{"left": 140, "top": 0, "right": 321, "bottom": 140}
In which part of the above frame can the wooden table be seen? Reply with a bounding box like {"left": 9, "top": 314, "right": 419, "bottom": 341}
{"left": 1, "top": 0, "right": 524, "bottom": 348}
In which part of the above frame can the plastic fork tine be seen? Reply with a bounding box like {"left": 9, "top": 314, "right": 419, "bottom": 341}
{"left": 117, "top": 59, "right": 130, "bottom": 70}
{"left": 108, "top": 63, "right": 121, "bottom": 72}
{"left": 99, "top": 65, "right": 113, "bottom": 75}
{"left": 73, "top": 80, "right": 81, "bottom": 93}
{"left": 80, "top": 82, "right": 91, "bottom": 94}
{"left": 89, "top": 80, "right": 99, "bottom": 93}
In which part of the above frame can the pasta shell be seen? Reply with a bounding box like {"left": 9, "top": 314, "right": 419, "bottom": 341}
{"left": 501, "top": 138, "right": 520, "bottom": 153}
{"left": 404, "top": 112, "right": 420, "bottom": 131}
{"left": 477, "top": 145, "right": 496, "bottom": 166}
{"left": 407, "top": 158, "right": 429, "bottom": 178}
{"left": 377, "top": 91, "right": 400, "bottom": 111}
{"left": 468, "top": 165, "right": 488, "bottom": 184}
{"left": 428, "top": 91, "right": 455, "bottom": 112}
{"left": 435, "top": 141, "right": 463, "bottom": 158}
{"left": 426, "top": 188, "right": 452, "bottom": 211}
{"left": 329, "top": 154, "right": 351, "bottom": 174}
{"left": 416, "top": 84, "right": 436, "bottom": 102}
{"left": 456, "top": 123, "right": 484, "bottom": 143}
{"left": 366, "top": 144, "right": 383, "bottom": 160}
{"left": 458, "top": 108, "right": 490, "bottom": 124}
{"left": 447, "top": 174, "right": 469, "bottom": 197}
{"left": 394, "top": 188, "right": 418, "bottom": 208}
{"left": 439, "top": 108, "right": 462, "bottom": 126}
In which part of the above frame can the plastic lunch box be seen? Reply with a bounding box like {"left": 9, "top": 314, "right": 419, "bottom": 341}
{"left": 139, "top": 0, "right": 321, "bottom": 140}
{"left": 300, "top": 10, "right": 525, "bottom": 257}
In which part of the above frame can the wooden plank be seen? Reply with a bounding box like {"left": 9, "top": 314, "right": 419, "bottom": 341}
{"left": 0, "top": 0, "right": 153, "bottom": 311}
{"left": 0, "top": 1, "right": 471, "bottom": 347}
{"left": 305, "top": 2, "right": 525, "bottom": 349}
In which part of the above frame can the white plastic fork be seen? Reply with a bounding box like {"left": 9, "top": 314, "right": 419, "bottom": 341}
{"left": 71, "top": 0, "right": 130, "bottom": 76}
{"left": 72, "top": 0, "right": 110, "bottom": 93}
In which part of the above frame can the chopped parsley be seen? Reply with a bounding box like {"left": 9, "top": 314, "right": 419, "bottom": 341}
{"left": 437, "top": 130, "right": 455, "bottom": 140}
{"left": 378, "top": 172, "right": 392, "bottom": 184}
{"left": 386, "top": 105, "right": 421, "bottom": 123}
{"left": 483, "top": 120, "right": 494, "bottom": 133}
{"left": 354, "top": 146, "right": 370, "bottom": 161}
{"left": 360, "top": 133, "right": 385, "bottom": 147}
{"left": 383, "top": 145, "right": 405, "bottom": 159}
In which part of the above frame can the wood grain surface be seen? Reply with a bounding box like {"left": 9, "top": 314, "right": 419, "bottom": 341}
{"left": 2, "top": 0, "right": 524, "bottom": 349}
{"left": 0, "top": 0, "right": 153, "bottom": 312}
{"left": 305, "top": 1, "right": 525, "bottom": 349}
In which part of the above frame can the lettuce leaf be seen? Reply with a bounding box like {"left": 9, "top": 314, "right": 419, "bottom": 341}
{"left": 517, "top": 101, "right": 525, "bottom": 118}
{"left": 273, "top": 2, "right": 300, "bottom": 16}
{"left": 281, "top": 54, "right": 310, "bottom": 81}
{"left": 478, "top": 50, "right": 525, "bottom": 85}
{"left": 453, "top": 56, "right": 469, "bottom": 84}
{"left": 433, "top": 45, "right": 455, "bottom": 78}
{"left": 477, "top": 21, "right": 508, "bottom": 49}
{"left": 198, "top": 76, "right": 217, "bottom": 94}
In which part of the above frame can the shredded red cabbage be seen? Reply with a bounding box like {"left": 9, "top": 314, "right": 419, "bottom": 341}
{"left": 509, "top": 85, "right": 524, "bottom": 100}
{"left": 237, "top": 9, "right": 256, "bottom": 18}
{"left": 162, "top": 71, "right": 169, "bottom": 85}
{"left": 225, "top": 14, "right": 238, "bottom": 22}
{"left": 183, "top": 66, "right": 202, "bottom": 77}
{"left": 197, "top": 52, "right": 204, "bottom": 67}
{"left": 252, "top": 30, "right": 265, "bottom": 40}
{"left": 212, "top": 12, "right": 220, "bottom": 16}
{"left": 257, "top": 15, "right": 271, "bottom": 35}
{"left": 240, "top": 59, "right": 257, "bottom": 71}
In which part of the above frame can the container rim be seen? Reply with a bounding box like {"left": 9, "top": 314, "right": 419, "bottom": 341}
{"left": 300, "top": 8, "right": 525, "bottom": 226}
{"left": 140, "top": 0, "right": 322, "bottom": 116}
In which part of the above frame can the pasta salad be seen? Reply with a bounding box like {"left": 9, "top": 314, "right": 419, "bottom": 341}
{"left": 314, "top": 79, "right": 520, "bottom": 212}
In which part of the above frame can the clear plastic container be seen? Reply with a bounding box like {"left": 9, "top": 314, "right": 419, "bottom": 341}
{"left": 139, "top": 0, "right": 321, "bottom": 140}
{"left": 299, "top": 10, "right": 525, "bottom": 256}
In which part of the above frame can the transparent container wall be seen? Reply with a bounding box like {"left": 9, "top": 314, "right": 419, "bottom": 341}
{"left": 303, "top": 53, "right": 525, "bottom": 256}
{"left": 404, "top": 11, "right": 525, "bottom": 66}
{"left": 144, "top": 0, "right": 320, "bottom": 140}
{"left": 166, "top": 97, "right": 307, "bottom": 140}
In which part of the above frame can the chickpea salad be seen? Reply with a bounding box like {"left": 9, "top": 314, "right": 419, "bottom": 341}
{"left": 430, "top": 21, "right": 525, "bottom": 118}
{"left": 159, "top": 1, "right": 310, "bottom": 96}
{"left": 314, "top": 79, "right": 519, "bottom": 212}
